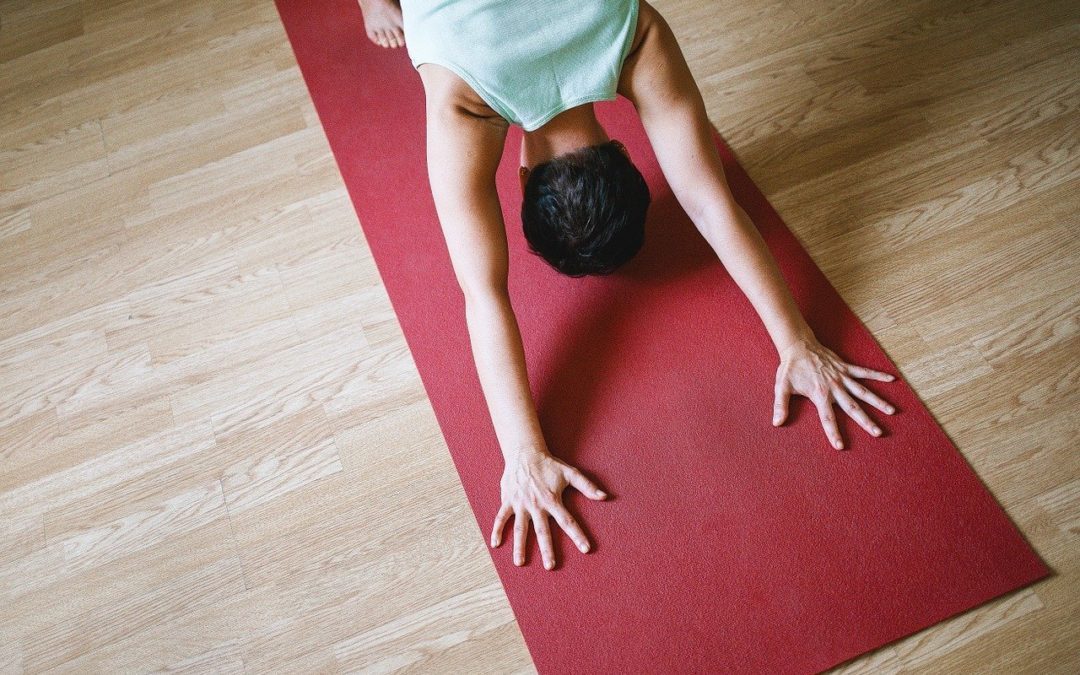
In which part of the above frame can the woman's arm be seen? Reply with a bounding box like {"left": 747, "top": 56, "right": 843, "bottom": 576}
{"left": 424, "top": 99, "right": 544, "bottom": 459}
{"left": 620, "top": 2, "right": 811, "bottom": 354}
{"left": 620, "top": 1, "right": 898, "bottom": 448}
{"left": 423, "top": 81, "right": 606, "bottom": 569}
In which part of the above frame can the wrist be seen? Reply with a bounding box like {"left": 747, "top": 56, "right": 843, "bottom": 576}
{"left": 775, "top": 327, "right": 817, "bottom": 359}
{"left": 502, "top": 440, "right": 550, "bottom": 465}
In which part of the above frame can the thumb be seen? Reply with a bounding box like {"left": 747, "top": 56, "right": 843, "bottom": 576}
{"left": 773, "top": 378, "right": 790, "bottom": 426}
{"left": 565, "top": 466, "right": 607, "bottom": 500}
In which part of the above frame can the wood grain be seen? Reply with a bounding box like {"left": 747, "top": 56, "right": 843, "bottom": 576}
{"left": 1, "top": 0, "right": 1077, "bottom": 672}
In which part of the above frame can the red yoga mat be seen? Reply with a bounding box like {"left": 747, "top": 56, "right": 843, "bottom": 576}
{"left": 273, "top": 1, "right": 1050, "bottom": 671}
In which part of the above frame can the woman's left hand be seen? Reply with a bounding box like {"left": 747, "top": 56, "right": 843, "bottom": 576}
{"left": 773, "top": 337, "right": 898, "bottom": 449}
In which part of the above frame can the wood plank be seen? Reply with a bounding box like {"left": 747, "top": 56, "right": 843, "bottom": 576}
{"left": 0, "top": 0, "right": 1075, "bottom": 672}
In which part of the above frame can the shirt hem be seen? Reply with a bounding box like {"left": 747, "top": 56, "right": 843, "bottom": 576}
{"left": 519, "top": 92, "right": 621, "bottom": 132}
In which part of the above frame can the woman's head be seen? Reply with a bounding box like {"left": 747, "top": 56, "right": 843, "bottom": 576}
{"left": 520, "top": 139, "right": 650, "bottom": 277}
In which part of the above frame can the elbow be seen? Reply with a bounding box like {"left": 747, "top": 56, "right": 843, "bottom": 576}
{"left": 461, "top": 283, "right": 513, "bottom": 336}
{"left": 460, "top": 277, "right": 509, "bottom": 310}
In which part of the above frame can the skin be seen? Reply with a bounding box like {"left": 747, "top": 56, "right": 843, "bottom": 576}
{"left": 358, "top": 0, "right": 900, "bottom": 571}
{"left": 358, "top": 0, "right": 405, "bottom": 48}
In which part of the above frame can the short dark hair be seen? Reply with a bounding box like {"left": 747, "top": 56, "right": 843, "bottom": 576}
{"left": 521, "top": 140, "right": 650, "bottom": 277}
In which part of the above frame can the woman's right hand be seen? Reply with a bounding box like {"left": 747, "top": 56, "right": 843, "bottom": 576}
{"left": 490, "top": 449, "right": 608, "bottom": 570}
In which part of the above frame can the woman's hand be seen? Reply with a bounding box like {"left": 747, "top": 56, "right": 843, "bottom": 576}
{"left": 490, "top": 449, "right": 608, "bottom": 570}
{"left": 773, "top": 337, "right": 898, "bottom": 449}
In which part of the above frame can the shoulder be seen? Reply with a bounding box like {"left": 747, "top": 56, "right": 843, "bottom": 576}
{"left": 626, "top": 0, "right": 656, "bottom": 59}
{"left": 616, "top": 0, "right": 685, "bottom": 104}
{"left": 416, "top": 63, "right": 508, "bottom": 126}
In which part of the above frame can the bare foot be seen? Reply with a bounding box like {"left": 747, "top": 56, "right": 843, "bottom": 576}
{"left": 359, "top": 0, "right": 405, "bottom": 48}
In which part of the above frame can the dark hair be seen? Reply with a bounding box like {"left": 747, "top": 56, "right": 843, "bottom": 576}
{"left": 521, "top": 140, "right": 650, "bottom": 277}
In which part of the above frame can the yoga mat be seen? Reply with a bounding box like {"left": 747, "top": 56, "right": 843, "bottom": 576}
{"left": 273, "top": 1, "right": 1051, "bottom": 671}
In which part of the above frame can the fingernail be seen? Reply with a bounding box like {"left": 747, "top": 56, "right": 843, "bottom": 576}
{"left": 545, "top": 559, "right": 553, "bottom": 570}
{"left": 579, "top": 542, "right": 589, "bottom": 553}
{"left": 834, "top": 440, "right": 844, "bottom": 449}
{"left": 597, "top": 490, "right": 607, "bottom": 498}
{"left": 872, "top": 427, "right": 881, "bottom": 436}
{"left": 886, "top": 406, "right": 895, "bottom": 414}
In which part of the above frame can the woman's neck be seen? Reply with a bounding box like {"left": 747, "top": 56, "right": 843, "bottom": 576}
{"left": 520, "top": 104, "right": 610, "bottom": 170}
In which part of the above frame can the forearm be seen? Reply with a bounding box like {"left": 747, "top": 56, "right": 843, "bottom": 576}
{"left": 698, "top": 201, "right": 816, "bottom": 355}
{"left": 463, "top": 289, "right": 548, "bottom": 464}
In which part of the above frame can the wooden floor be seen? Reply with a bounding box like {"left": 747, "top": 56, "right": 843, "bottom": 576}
{"left": 1, "top": 0, "right": 1077, "bottom": 672}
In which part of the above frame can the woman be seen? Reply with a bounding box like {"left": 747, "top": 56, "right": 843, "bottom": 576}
{"left": 358, "top": 0, "right": 899, "bottom": 571}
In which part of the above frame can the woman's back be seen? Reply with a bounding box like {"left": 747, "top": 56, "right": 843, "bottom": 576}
{"left": 401, "top": 0, "right": 640, "bottom": 131}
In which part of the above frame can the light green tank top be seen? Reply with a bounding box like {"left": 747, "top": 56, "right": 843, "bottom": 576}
{"left": 401, "top": 0, "right": 640, "bottom": 131}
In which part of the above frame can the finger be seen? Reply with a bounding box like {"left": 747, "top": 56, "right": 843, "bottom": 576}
{"left": 564, "top": 466, "right": 607, "bottom": 500}
{"left": 842, "top": 375, "right": 896, "bottom": 415}
{"left": 513, "top": 509, "right": 528, "bottom": 566}
{"left": 833, "top": 386, "right": 881, "bottom": 437}
{"left": 395, "top": 29, "right": 406, "bottom": 47}
{"left": 377, "top": 31, "right": 389, "bottom": 47}
{"left": 815, "top": 394, "right": 845, "bottom": 450}
{"left": 491, "top": 503, "right": 512, "bottom": 547}
{"left": 846, "top": 363, "right": 896, "bottom": 382}
{"left": 773, "top": 376, "right": 791, "bottom": 426}
{"left": 531, "top": 508, "right": 556, "bottom": 570}
{"left": 548, "top": 502, "right": 590, "bottom": 554}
